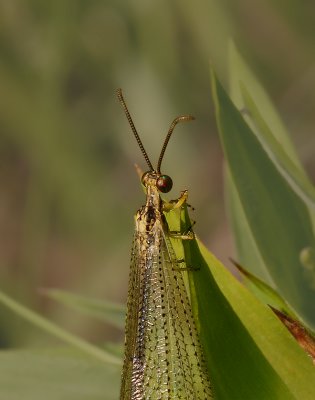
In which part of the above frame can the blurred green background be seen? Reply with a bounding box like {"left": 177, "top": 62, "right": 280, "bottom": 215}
{"left": 0, "top": 0, "right": 314, "bottom": 348}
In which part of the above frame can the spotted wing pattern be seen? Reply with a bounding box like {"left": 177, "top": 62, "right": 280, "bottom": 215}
{"left": 120, "top": 222, "right": 212, "bottom": 399}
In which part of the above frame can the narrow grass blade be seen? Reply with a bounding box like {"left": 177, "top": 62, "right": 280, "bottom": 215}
{"left": 0, "top": 347, "right": 121, "bottom": 400}
{"left": 41, "top": 289, "right": 125, "bottom": 330}
{"left": 0, "top": 290, "right": 122, "bottom": 365}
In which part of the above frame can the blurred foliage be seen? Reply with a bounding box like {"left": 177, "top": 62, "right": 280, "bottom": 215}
{"left": 0, "top": 0, "right": 314, "bottom": 349}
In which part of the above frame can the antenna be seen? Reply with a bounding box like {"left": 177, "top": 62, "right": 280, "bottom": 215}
{"left": 117, "top": 89, "right": 195, "bottom": 174}
{"left": 157, "top": 115, "right": 195, "bottom": 173}
{"left": 116, "top": 88, "right": 154, "bottom": 171}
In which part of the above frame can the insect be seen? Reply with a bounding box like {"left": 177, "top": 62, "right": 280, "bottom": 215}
{"left": 117, "top": 89, "right": 212, "bottom": 400}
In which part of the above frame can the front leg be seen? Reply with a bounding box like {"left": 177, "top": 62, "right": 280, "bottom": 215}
{"left": 163, "top": 190, "right": 195, "bottom": 240}
{"left": 162, "top": 190, "right": 189, "bottom": 212}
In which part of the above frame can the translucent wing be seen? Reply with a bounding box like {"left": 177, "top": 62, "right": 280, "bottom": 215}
{"left": 120, "top": 233, "right": 147, "bottom": 399}
{"left": 120, "top": 225, "right": 212, "bottom": 399}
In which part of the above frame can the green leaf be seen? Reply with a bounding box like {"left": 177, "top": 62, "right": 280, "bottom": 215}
{"left": 194, "top": 239, "right": 315, "bottom": 400}
{"left": 226, "top": 42, "right": 315, "bottom": 286}
{"left": 230, "top": 258, "right": 298, "bottom": 318}
{"left": 0, "top": 290, "right": 121, "bottom": 365}
{"left": 240, "top": 84, "right": 315, "bottom": 213}
{"left": 225, "top": 167, "right": 272, "bottom": 282}
{"left": 42, "top": 289, "right": 125, "bottom": 330}
{"left": 228, "top": 41, "right": 302, "bottom": 167}
{"left": 0, "top": 347, "right": 121, "bottom": 400}
{"left": 211, "top": 68, "right": 315, "bottom": 329}
{"left": 164, "top": 207, "right": 315, "bottom": 399}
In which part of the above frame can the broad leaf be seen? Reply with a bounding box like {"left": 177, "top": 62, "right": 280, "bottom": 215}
{"left": 165, "top": 207, "right": 315, "bottom": 399}
{"left": 226, "top": 42, "right": 315, "bottom": 289}
{"left": 231, "top": 258, "right": 297, "bottom": 318}
{"left": 211, "top": 69, "right": 315, "bottom": 329}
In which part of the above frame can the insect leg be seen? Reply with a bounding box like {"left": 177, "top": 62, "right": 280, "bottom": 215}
{"left": 170, "top": 258, "right": 200, "bottom": 272}
{"left": 163, "top": 190, "right": 188, "bottom": 212}
{"left": 169, "top": 219, "right": 196, "bottom": 239}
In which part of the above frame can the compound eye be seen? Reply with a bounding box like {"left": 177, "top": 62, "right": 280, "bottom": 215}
{"left": 157, "top": 175, "right": 173, "bottom": 193}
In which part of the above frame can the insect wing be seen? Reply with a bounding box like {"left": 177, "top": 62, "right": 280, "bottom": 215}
{"left": 120, "top": 227, "right": 212, "bottom": 399}
{"left": 120, "top": 234, "right": 142, "bottom": 399}
{"left": 158, "top": 232, "right": 213, "bottom": 399}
